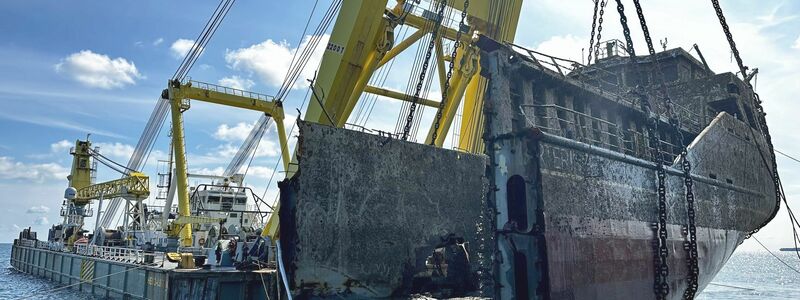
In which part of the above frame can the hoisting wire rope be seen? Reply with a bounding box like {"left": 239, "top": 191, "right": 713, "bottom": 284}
{"left": 278, "top": 0, "right": 320, "bottom": 95}
{"left": 613, "top": 1, "right": 670, "bottom": 299}
{"left": 355, "top": 24, "right": 410, "bottom": 127}
{"left": 229, "top": 0, "right": 337, "bottom": 191}
{"left": 253, "top": 1, "right": 341, "bottom": 221}
{"left": 400, "top": 0, "right": 449, "bottom": 141}
{"left": 222, "top": 0, "right": 323, "bottom": 178}
{"left": 101, "top": 0, "right": 237, "bottom": 229}
{"left": 358, "top": 2, "right": 417, "bottom": 128}
{"left": 430, "top": 0, "right": 470, "bottom": 145}
{"left": 87, "top": 148, "right": 139, "bottom": 175}
{"left": 275, "top": 0, "right": 341, "bottom": 101}
{"left": 173, "top": 0, "right": 236, "bottom": 81}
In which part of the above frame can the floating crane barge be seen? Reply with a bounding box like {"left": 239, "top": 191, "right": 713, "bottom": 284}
{"left": 11, "top": 0, "right": 782, "bottom": 299}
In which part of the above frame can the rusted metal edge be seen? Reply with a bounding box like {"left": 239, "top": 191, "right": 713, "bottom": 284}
{"left": 491, "top": 127, "right": 762, "bottom": 197}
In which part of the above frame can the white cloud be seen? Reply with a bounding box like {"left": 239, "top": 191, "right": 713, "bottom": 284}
{"left": 153, "top": 37, "right": 164, "bottom": 46}
{"left": 26, "top": 205, "right": 50, "bottom": 214}
{"left": 534, "top": 34, "right": 586, "bottom": 64}
{"left": 33, "top": 216, "right": 49, "bottom": 225}
{"left": 55, "top": 50, "right": 142, "bottom": 89}
{"left": 214, "top": 122, "right": 254, "bottom": 142}
{"left": 95, "top": 142, "right": 135, "bottom": 160}
{"left": 170, "top": 38, "right": 202, "bottom": 59}
{"left": 212, "top": 120, "right": 283, "bottom": 159}
{"left": 215, "top": 143, "right": 240, "bottom": 158}
{"left": 219, "top": 75, "right": 255, "bottom": 90}
{"left": 0, "top": 156, "right": 69, "bottom": 182}
{"left": 242, "top": 166, "right": 274, "bottom": 179}
{"left": 225, "top": 34, "right": 330, "bottom": 88}
{"left": 51, "top": 140, "right": 72, "bottom": 154}
{"left": 189, "top": 167, "right": 225, "bottom": 176}
{"left": 793, "top": 35, "right": 800, "bottom": 49}
{"left": 213, "top": 139, "right": 280, "bottom": 159}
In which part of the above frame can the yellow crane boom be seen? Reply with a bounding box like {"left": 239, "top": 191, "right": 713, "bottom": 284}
{"left": 165, "top": 79, "right": 290, "bottom": 247}
{"left": 74, "top": 172, "right": 150, "bottom": 204}
{"left": 262, "top": 0, "right": 523, "bottom": 241}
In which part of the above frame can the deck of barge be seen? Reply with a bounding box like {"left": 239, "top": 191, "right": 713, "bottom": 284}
{"left": 10, "top": 240, "right": 279, "bottom": 299}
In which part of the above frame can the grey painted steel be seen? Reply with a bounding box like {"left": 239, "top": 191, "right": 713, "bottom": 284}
{"left": 10, "top": 243, "right": 277, "bottom": 300}
{"left": 281, "top": 121, "right": 489, "bottom": 298}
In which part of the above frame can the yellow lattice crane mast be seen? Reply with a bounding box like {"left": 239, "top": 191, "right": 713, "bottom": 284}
{"left": 62, "top": 139, "right": 151, "bottom": 246}
{"left": 72, "top": 173, "right": 150, "bottom": 204}
{"left": 261, "top": 0, "right": 523, "bottom": 240}
{"left": 165, "top": 79, "right": 291, "bottom": 247}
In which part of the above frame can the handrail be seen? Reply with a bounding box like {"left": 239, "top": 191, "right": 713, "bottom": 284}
{"left": 74, "top": 244, "right": 165, "bottom": 265}
{"left": 185, "top": 79, "right": 275, "bottom": 102}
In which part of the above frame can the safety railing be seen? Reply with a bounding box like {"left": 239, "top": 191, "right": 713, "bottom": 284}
{"left": 186, "top": 79, "right": 275, "bottom": 102}
{"left": 594, "top": 39, "right": 630, "bottom": 60}
{"left": 509, "top": 43, "right": 583, "bottom": 77}
{"left": 521, "top": 103, "right": 682, "bottom": 163}
{"left": 402, "top": 0, "right": 465, "bottom": 32}
{"left": 507, "top": 43, "right": 629, "bottom": 104}
{"left": 18, "top": 239, "right": 36, "bottom": 248}
{"left": 75, "top": 244, "right": 164, "bottom": 265}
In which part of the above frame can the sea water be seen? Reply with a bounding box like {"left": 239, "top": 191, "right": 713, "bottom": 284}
{"left": 1, "top": 243, "right": 798, "bottom": 299}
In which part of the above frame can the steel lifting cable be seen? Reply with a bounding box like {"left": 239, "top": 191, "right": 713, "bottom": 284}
{"left": 276, "top": 0, "right": 341, "bottom": 101}
{"left": 102, "top": 0, "right": 237, "bottom": 228}
{"left": 614, "top": 1, "right": 669, "bottom": 298}
{"left": 278, "top": 0, "right": 320, "bottom": 92}
{"left": 88, "top": 148, "right": 138, "bottom": 175}
{"left": 631, "top": 0, "right": 700, "bottom": 297}
{"left": 356, "top": 26, "right": 409, "bottom": 127}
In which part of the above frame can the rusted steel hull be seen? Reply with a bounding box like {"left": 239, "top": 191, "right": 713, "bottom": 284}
{"left": 543, "top": 217, "right": 743, "bottom": 299}
{"left": 482, "top": 40, "right": 777, "bottom": 299}
{"left": 278, "top": 40, "right": 778, "bottom": 299}
{"left": 490, "top": 119, "right": 773, "bottom": 299}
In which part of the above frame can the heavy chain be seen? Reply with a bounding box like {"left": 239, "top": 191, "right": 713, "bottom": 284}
{"left": 633, "top": 0, "right": 700, "bottom": 297}
{"left": 401, "top": 0, "right": 448, "bottom": 141}
{"left": 586, "top": 0, "right": 600, "bottom": 65}
{"left": 711, "top": 0, "right": 782, "bottom": 236}
{"left": 632, "top": 0, "right": 654, "bottom": 55}
{"left": 430, "top": 0, "right": 469, "bottom": 145}
{"left": 593, "top": 0, "right": 608, "bottom": 62}
{"left": 614, "top": 0, "right": 636, "bottom": 57}
{"left": 617, "top": 0, "right": 667, "bottom": 298}
{"left": 680, "top": 144, "right": 699, "bottom": 298}
{"left": 642, "top": 94, "right": 670, "bottom": 300}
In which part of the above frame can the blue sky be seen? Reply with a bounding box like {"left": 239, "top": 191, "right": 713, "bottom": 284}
{"left": 0, "top": 0, "right": 798, "bottom": 254}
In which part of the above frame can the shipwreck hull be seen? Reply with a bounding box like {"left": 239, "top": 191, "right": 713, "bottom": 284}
{"left": 482, "top": 40, "right": 776, "bottom": 299}
{"left": 277, "top": 41, "right": 777, "bottom": 299}
{"left": 489, "top": 124, "right": 769, "bottom": 299}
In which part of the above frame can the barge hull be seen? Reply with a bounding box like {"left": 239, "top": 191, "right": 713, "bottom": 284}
{"left": 10, "top": 241, "right": 277, "bottom": 299}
